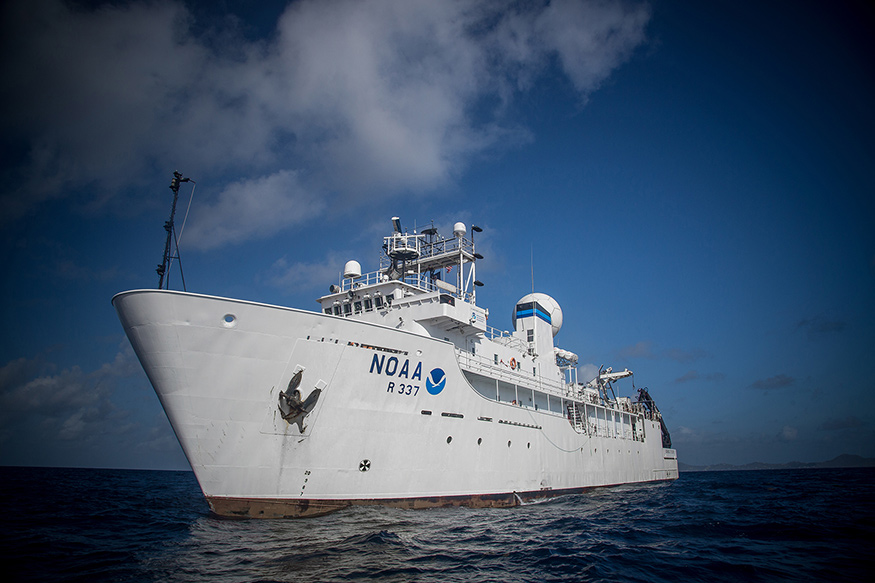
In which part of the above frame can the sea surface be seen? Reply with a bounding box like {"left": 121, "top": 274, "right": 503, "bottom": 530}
{"left": 2, "top": 466, "right": 872, "bottom": 582}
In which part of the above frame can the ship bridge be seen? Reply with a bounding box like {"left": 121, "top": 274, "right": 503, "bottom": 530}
{"left": 316, "top": 217, "right": 487, "bottom": 335}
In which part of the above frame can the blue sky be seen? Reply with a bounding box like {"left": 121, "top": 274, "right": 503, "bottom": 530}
{"left": 1, "top": 0, "right": 873, "bottom": 470}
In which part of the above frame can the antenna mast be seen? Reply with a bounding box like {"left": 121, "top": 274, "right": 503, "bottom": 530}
{"left": 531, "top": 244, "right": 536, "bottom": 355}
{"left": 156, "top": 170, "right": 191, "bottom": 290}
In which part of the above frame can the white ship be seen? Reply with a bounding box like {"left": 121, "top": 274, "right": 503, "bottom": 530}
{"left": 114, "top": 213, "right": 678, "bottom": 518}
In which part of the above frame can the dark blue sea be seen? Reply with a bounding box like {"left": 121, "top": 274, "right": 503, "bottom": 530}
{"left": 2, "top": 467, "right": 872, "bottom": 582}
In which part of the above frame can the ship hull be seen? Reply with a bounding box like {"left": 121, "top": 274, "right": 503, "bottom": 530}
{"left": 114, "top": 289, "right": 678, "bottom": 518}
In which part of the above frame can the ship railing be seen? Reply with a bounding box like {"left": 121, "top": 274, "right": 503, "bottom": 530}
{"left": 340, "top": 268, "right": 475, "bottom": 303}
{"left": 417, "top": 233, "right": 473, "bottom": 262}
{"left": 455, "top": 350, "right": 650, "bottom": 441}
{"left": 377, "top": 234, "right": 474, "bottom": 273}
{"left": 564, "top": 401, "right": 646, "bottom": 440}
{"left": 458, "top": 349, "right": 640, "bottom": 410}
{"left": 338, "top": 270, "right": 388, "bottom": 291}
{"left": 378, "top": 231, "right": 474, "bottom": 267}
{"left": 484, "top": 326, "right": 528, "bottom": 352}
{"left": 455, "top": 349, "right": 573, "bottom": 399}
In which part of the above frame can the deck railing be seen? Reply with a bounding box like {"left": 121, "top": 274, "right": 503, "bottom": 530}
{"left": 456, "top": 348, "right": 647, "bottom": 441}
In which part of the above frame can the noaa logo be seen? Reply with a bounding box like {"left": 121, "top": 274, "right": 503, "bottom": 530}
{"left": 425, "top": 368, "right": 446, "bottom": 395}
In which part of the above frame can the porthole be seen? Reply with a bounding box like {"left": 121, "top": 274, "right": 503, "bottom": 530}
{"left": 447, "top": 436, "right": 453, "bottom": 444}
{"left": 527, "top": 442, "right": 531, "bottom": 449}
{"left": 222, "top": 314, "right": 237, "bottom": 328}
{"left": 477, "top": 437, "right": 482, "bottom": 445}
{"left": 507, "top": 440, "right": 512, "bottom": 448}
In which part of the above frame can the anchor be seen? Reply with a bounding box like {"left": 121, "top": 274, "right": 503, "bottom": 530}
{"left": 278, "top": 369, "right": 321, "bottom": 433}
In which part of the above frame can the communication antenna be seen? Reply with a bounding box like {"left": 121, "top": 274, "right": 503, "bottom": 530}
{"left": 156, "top": 170, "right": 193, "bottom": 290}
{"left": 471, "top": 224, "right": 483, "bottom": 302}
{"left": 531, "top": 244, "right": 536, "bottom": 356}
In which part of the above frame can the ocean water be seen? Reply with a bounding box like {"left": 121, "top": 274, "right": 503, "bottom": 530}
{"left": 1, "top": 467, "right": 872, "bottom": 582}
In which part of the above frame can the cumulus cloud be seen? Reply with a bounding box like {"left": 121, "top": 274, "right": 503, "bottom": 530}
{"left": 1, "top": 0, "right": 650, "bottom": 249}
{"left": 778, "top": 425, "right": 798, "bottom": 441}
{"left": 182, "top": 170, "right": 325, "bottom": 249}
{"left": 818, "top": 416, "right": 864, "bottom": 431}
{"left": 578, "top": 363, "right": 600, "bottom": 384}
{"left": 263, "top": 254, "right": 348, "bottom": 293}
{"left": 675, "top": 370, "right": 726, "bottom": 384}
{"left": 673, "top": 425, "right": 704, "bottom": 443}
{"left": 619, "top": 340, "right": 709, "bottom": 363}
{"left": 749, "top": 374, "right": 795, "bottom": 390}
{"left": 0, "top": 349, "right": 133, "bottom": 442}
{"left": 619, "top": 340, "right": 655, "bottom": 359}
{"left": 0, "top": 346, "right": 182, "bottom": 467}
{"left": 0, "top": 0, "right": 207, "bottom": 211}
{"left": 663, "top": 347, "right": 709, "bottom": 363}
{"left": 797, "top": 316, "right": 846, "bottom": 337}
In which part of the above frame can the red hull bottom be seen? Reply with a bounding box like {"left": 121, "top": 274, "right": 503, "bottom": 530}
{"left": 205, "top": 480, "right": 672, "bottom": 518}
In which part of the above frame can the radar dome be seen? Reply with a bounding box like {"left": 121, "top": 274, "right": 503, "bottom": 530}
{"left": 343, "top": 260, "right": 362, "bottom": 279}
{"left": 512, "top": 292, "right": 563, "bottom": 337}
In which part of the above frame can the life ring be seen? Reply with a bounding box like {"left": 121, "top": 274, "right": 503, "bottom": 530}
{"left": 509, "top": 358, "right": 517, "bottom": 369}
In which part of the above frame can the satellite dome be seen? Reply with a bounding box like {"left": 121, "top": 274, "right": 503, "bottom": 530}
{"left": 512, "top": 292, "right": 563, "bottom": 337}
{"left": 343, "top": 260, "right": 362, "bottom": 279}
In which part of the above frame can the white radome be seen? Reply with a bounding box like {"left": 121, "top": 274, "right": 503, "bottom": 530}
{"left": 513, "top": 292, "right": 563, "bottom": 337}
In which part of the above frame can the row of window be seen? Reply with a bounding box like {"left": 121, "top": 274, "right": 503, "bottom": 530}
{"left": 324, "top": 294, "right": 392, "bottom": 316}
{"left": 325, "top": 291, "right": 457, "bottom": 317}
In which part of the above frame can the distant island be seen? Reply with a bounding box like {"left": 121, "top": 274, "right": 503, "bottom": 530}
{"left": 678, "top": 454, "right": 875, "bottom": 472}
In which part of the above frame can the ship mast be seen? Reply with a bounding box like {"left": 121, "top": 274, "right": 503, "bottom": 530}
{"left": 382, "top": 218, "right": 484, "bottom": 303}
{"left": 156, "top": 170, "right": 191, "bottom": 290}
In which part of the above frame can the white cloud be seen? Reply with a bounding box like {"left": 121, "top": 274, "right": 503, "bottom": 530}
{"left": 619, "top": 340, "right": 655, "bottom": 359}
{"left": 263, "top": 254, "right": 347, "bottom": 294}
{"left": 675, "top": 370, "right": 726, "bottom": 384}
{"left": 578, "top": 362, "right": 600, "bottom": 384}
{"left": 749, "top": 374, "right": 795, "bottom": 390}
{"left": 536, "top": 0, "right": 650, "bottom": 94}
{"left": 619, "top": 341, "right": 708, "bottom": 363}
{"left": 674, "top": 425, "right": 705, "bottom": 444}
{"left": 0, "top": 344, "right": 183, "bottom": 467}
{"left": 778, "top": 425, "right": 798, "bottom": 441}
{"left": 182, "top": 170, "right": 324, "bottom": 250}
{"left": 818, "top": 416, "right": 864, "bottom": 431}
{"left": 0, "top": 349, "right": 133, "bottom": 440}
{"left": 1, "top": 0, "right": 650, "bottom": 248}
{"left": 0, "top": 0, "right": 208, "bottom": 210}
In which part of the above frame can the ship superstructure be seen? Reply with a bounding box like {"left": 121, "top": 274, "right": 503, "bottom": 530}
{"left": 114, "top": 215, "right": 677, "bottom": 518}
